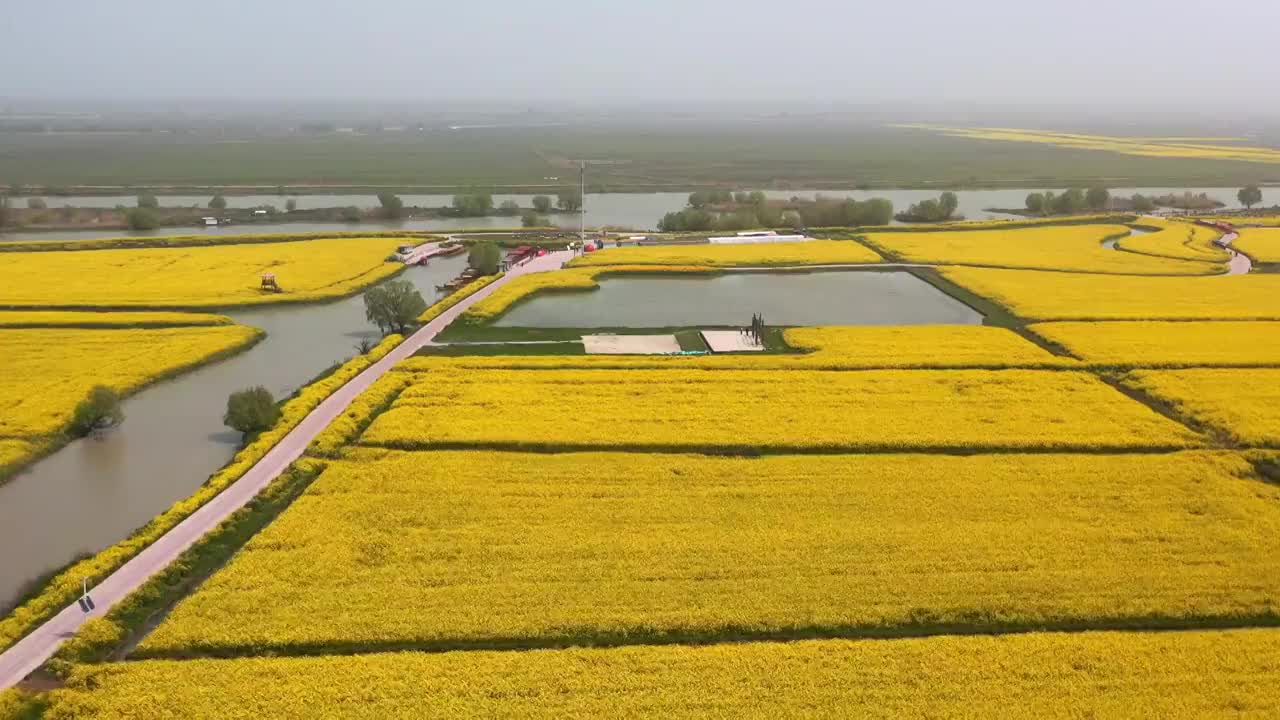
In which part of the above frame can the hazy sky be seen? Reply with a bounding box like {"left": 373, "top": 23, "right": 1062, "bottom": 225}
{"left": 4, "top": 0, "right": 1280, "bottom": 110}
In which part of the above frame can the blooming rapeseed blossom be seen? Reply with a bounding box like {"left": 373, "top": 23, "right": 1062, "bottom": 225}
{"left": 0, "top": 237, "right": 407, "bottom": 308}
{"left": 864, "top": 224, "right": 1220, "bottom": 275}
{"left": 138, "top": 450, "right": 1278, "bottom": 656}
{"left": 942, "top": 267, "right": 1280, "bottom": 320}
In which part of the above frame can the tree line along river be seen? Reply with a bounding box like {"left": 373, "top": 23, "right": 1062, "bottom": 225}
{"left": 2, "top": 187, "right": 1275, "bottom": 243}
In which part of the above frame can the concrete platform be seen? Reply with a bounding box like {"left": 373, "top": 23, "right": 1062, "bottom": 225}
{"left": 583, "top": 334, "right": 682, "bottom": 355}
{"left": 701, "top": 330, "right": 765, "bottom": 352}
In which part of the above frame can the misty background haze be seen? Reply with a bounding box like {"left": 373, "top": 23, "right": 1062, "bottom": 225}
{"left": 3, "top": 0, "right": 1280, "bottom": 117}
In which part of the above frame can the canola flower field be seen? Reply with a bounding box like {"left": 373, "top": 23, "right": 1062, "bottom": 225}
{"left": 136, "top": 449, "right": 1280, "bottom": 657}
{"left": 1115, "top": 217, "right": 1229, "bottom": 263}
{"left": 1234, "top": 228, "right": 1280, "bottom": 263}
{"left": 864, "top": 224, "right": 1222, "bottom": 275}
{"left": 10, "top": 216, "right": 1280, "bottom": 715}
{"left": 39, "top": 629, "right": 1280, "bottom": 718}
{"left": 1030, "top": 321, "right": 1280, "bottom": 367}
{"left": 0, "top": 311, "right": 233, "bottom": 328}
{"left": 941, "top": 266, "right": 1280, "bottom": 320}
{"left": 0, "top": 236, "right": 407, "bottom": 309}
{"left": 359, "top": 367, "right": 1200, "bottom": 452}
{"left": 1121, "top": 369, "right": 1280, "bottom": 446}
{"left": 898, "top": 124, "right": 1280, "bottom": 164}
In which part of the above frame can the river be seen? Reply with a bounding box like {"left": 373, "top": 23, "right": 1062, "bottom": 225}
{"left": 4, "top": 187, "right": 1275, "bottom": 243}
{"left": 0, "top": 256, "right": 469, "bottom": 610}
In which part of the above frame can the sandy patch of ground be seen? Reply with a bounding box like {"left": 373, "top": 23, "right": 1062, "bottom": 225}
{"left": 701, "top": 330, "right": 764, "bottom": 352}
{"left": 582, "top": 334, "right": 681, "bottom": 355}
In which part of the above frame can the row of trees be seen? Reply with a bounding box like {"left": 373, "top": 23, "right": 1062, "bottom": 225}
{"left": 659, "top": 196, "right": 893, "bottom": 232}
{"left": 896, "top": 192, "right": 959, "bottom": 222}
{"left": 687, "top": 190, "right": 768, "bottom": 209}
{"left": 1025, "top": 187, "right": 1112, "bottom": 215}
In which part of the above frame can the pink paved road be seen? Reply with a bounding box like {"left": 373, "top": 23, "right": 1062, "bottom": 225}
{"left": 0, "top": 251, "right": 572, "bottom": 689}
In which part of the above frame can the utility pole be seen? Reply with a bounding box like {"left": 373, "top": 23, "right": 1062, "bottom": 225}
{"left": 579, "top": 159, "right": 586, "bottom": 244}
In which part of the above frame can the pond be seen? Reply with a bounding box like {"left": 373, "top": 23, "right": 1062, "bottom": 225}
{"left": 0, "top": 256, "right": 469, "bottom": 610}
{"left": 493, "top": 270, "right": 983, "bottom": 328}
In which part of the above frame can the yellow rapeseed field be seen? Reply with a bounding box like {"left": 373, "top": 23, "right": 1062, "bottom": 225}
{"left": 0, "top": 311, "right": 232, "bottom": 328}
{"left": 942, "top": 266, "right": 1280, "bottom": 320}
{"left": 461, "top": 265, "right": 716, "bottom": 324}
{"left": 138, "top": 450, "right": 1277, "bottom": 655}
{"left": 0, "top": 237, "right": 407, "bottom": 308}
{"left": 1123, "top": 369, "right": 1280, "bottom": 445}
{"left": 359, "top": 367, "right": 1197, "bottom": 451}
{"left": 1210, "top": 215, "right": 1280, "bottom": 227}
{"left": 53, "top": 630, "right": 1280, "bottom": 718}
{"left": 0, "top": 325, "right": 261, "bottom": 481}
{"left": 864, "top": 225, "right": 1221, "bottom": 275}
{"left": 898, "top": 124, "right": 1280, "bottom": 164}
{"left": 567, "top": 239, "right": 881, "bottom": 268}
{"left": 1116, "top": 218, "right": 1229, "bottom": 262}
{"left": 1031, "top": 321, "right": 1280, "bottom": 366}
{"left": 1234, "top": 228, "right": 1280, "bottom": 263}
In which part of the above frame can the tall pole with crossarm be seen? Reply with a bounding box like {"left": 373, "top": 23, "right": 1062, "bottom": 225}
{"left": 579, "top": 160, "right": 586, "bottom": 245}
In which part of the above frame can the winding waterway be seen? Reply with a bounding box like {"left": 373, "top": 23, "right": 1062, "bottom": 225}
{"left": 0, "top": 256, "right": 468, "bottom": 609}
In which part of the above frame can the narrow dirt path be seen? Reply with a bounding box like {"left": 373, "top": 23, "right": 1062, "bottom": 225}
{"left": 0, "top": 251, "right": 573, "bottom": 689}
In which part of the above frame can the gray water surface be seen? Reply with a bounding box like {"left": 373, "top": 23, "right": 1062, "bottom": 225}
{"left": 0, "top": 256, "right": 467, "bottom": 609}
{"left": 7, "top": 186, "right": 1265, "bottom": 243}
{"left": 494, "top": 271, "right": 983, "bottom": 328}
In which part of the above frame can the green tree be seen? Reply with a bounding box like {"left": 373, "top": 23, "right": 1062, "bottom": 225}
{"left": 0, "top": 194, "right": 8, "bottom": 228}
{"left": 532, "top": 195, "right": 552, "bottom": 213}
{"left": 223, "top": 387, "right": 280, "bottom": 435}
{"left": 70, "top": 385, "right": 124, "bottom": 435}
{"left": 377, "top": 192, "right": 404, "bottom": 219}
{"left": 339, "top": 206, "right": 362, "bottom": 222}
{"left": 521, "top": 211, "right": 545, "bottom": 228}
{"left": 1025, "top": 193, "right": 1045, "bottom": 213}
{"left": 208, "top": 195, "right": 228, "bottom": 210}
{"left": 1052, "top": 188, "right": 1086, "bottom": 214}
{"left": 748, "top": 190, "right": 767, "bottom": 207}
{"left": 285, "top": 198, "right": 298, "bottom": 212}
{"left": 467, "top": 240, "right": 503, "bottom": 275}
{"left": 557, "top": 189, "right": 583, "bottom": 212}
{"left": 1085, "top": 186, "right": 1111, "bottom": 211}
{"left": 498, "top": 200, "right": 520, "bottom": 214}
{"left": 1238, "top": 184, "right": 1263, "bottom": 210}
{"left": 780, "top": 210, "right": 803, "bottom": 230}
{"left": 136, "top": 193, "right": 159, "bottom": 209}
{"left": 733, "top": 191, "right": 750, "bottom": 204}
{"left": 1130, "top": 194, "right": 1156, "bottom": 212}
{"left": 124, "top": 207, "right": 160, "bottom": 230}
{"left": 26, "top": 197, "right": 47, "bottom": 209}
{"left": 939, "top": 191, "right": 959, "bottom": 219}
{"left": 452, "top": 193, "right": 493, "bottom": 217}
{"left": 687, "top": 191, "right": 709, "bottom": 209}
{"left": 363, "top": 279, "right": 428, "bottom": 335}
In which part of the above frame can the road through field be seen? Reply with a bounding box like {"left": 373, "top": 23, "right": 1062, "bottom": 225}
{"left": 0, "top": 251, "right": 573, "bottom": 690}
